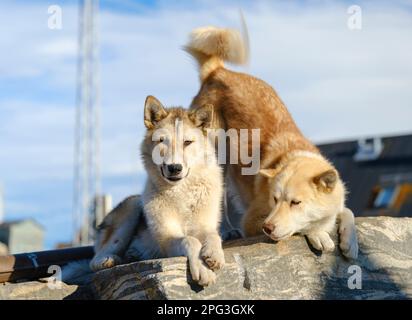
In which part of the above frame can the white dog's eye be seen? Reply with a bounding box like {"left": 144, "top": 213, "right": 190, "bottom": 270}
{"left": 291, "top": 200, "right": 301, "bottom": 206}
{"left": 184, "top": 140, "right": 193, "bottom": 147}
{"left": 273, "top": 196, "right": 278, "bottom": 204}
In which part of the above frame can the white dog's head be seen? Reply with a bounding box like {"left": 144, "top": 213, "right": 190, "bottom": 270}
{"left": 260, "top": 155, "right": 345, "bottom": 241}
{"left": 141, "top": 95, "right": 214, "bottom": 185}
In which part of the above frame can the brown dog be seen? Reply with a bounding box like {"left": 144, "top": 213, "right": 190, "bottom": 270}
{"left": 185, "top": 25, "right": 358, "bottom": 258}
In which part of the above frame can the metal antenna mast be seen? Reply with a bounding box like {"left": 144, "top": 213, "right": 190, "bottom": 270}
{"left": 0, "top": 183, "right": 4, "bottom": 224}
{"left": 73, "top": 0, "right": 101, "bottom": 246}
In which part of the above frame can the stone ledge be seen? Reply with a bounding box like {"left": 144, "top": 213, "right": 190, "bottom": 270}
{"left": 92, "top": 217, "right": 412, "bottom": 300}
{"left": 0, "top": 280, "right": 94, "bottom": 300}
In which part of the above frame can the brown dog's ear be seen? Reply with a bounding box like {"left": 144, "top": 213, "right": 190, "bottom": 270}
{"left": 144, "top": 95, "right": 168, "bottom": 129}
{"left": 189, "top": 104, "right": 214, "bottom": 128}
{"left": 313, "top": 169, "right": 337, "bottom": 193}
{"left": 259, "top": 168, "right": 277, "bottom": 179}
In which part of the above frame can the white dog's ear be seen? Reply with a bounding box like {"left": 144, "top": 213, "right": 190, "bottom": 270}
{"left": 259, "top": 168, "right": 277, "bottom": 179}
{"left": 144, "top": 95, "right": 168, "bottom": 129}
{"left": 190, "top": 104, "right": 214, "bottom": 128}
{"left": 313, "top": 169, "right": 337, "bottom": 193}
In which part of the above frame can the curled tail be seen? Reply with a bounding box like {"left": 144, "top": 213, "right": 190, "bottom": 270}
{"left": 184, "top": 18, "right": 249, "bottom": 82}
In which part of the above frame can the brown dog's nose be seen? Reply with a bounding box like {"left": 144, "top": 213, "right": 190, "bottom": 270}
{"left": 262, "top": 223, "right": 274, "bottom": 236}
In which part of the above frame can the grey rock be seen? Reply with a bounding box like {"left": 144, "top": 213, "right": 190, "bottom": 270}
{"left": 92, "top": 217, "right": 412, "bottom": 300}
{"left": 0, "top": 280, "right": 94, "bottom": 300}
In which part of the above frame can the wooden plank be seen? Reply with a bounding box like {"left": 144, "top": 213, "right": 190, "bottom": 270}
{"left": 0, "top": 246, "right": 94, "bottom": 283}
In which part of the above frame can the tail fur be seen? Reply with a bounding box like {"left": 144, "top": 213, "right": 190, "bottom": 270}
{"left": 184, "top": 18, "right": 249, "bottom": 82}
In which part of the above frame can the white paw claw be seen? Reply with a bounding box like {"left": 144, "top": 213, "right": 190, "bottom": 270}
{"left": 90, "top": 254, "right": 121, "bottom": 272}
{"left": 201, "top": 245, "right": 225, "bottom": 271}
{"left": 189, "top": 257, "right": 216, "bottom": 286}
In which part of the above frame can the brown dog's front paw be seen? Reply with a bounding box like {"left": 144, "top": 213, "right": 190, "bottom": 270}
{"left": 307, "top": 231, "right": 335, "bottom": 252}
{"left": 339, "top": 224, "right": 359, "bottom": 259}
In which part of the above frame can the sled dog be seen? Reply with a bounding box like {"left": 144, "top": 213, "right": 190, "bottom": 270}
{"left": 90, "top": 96, "right": 225, "bottom": 286}
{"left": 185, "top": 25, "right": 358, "bottom": 258}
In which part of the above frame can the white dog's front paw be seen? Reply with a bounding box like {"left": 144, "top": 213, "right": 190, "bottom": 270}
{"left": 201, "top": 243, "right": 225, "bottom": 271}
{"left": 188, "top": 257, "right": 216, "bottom": 287}
{"left": 339, "top": 223, "right": 359, "bottom": 259}
{"left": 307, "top": 231, "right": 335, "bottom": 252}
{"left": 90, "top": 254, "right": 121, "bottom": 272}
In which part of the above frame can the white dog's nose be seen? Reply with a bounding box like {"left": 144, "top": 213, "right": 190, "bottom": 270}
{"left": 167, "top": 163, "right": 183, "bottom": 176}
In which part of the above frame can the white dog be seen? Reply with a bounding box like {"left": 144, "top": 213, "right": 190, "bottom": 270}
{"left": 90, "top": 96, "right": 225, "bottom": 286}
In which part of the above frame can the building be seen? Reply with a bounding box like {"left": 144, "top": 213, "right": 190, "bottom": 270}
{"left": 318, "top": 133, "right": 412, "bottom": 217}
{"left": 0, "top": 219, "right": 44, "bottom": 254}
{"left": 0, "top": 242, "right": 7, "bottom": 255}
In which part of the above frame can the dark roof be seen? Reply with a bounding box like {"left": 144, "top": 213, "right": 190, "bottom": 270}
{"left": 319, "top": 133, "right": 412, "bottom": 161}
{"left": 317, "top": 133, "right": 412, "bottom": 217}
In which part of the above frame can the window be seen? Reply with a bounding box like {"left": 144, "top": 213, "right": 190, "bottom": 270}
{"left": 353, "top": 138, "right": 384, "bottom": 162}
{"left": 369, "top": 183, "right": 412, "bottom": 211}
{"left": 373, "top": 186, "right": 397, "bottom": 209}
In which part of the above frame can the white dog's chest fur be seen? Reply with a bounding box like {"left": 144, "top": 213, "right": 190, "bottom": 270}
{"left": 165, "top": 180, "right": 210, "bottom": 211}
{"left": 126, "top": 171, "right": 222, "bottom": 262}
{"left": 160, "top": 180, "right": 212, "bottom": 231}
{"left": 142, "top": 166, "right": 222, "bottom": 237}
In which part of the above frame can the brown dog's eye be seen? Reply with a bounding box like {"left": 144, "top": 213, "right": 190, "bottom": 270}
{"left": 273, "top": 197, "right": 278, "bottom": 204}
{"left": 184, "top": 140, "right": 193, "bottom": 147}
{"left": 291, "top": 200, "right": 301, "bottom": 206}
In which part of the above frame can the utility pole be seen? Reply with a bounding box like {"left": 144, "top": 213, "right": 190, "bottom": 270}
{"left": 0, "top": 184, "right": 4, "bottom": 224}
{"left": 73, "top": 0, "right": 101, "bottom": 246}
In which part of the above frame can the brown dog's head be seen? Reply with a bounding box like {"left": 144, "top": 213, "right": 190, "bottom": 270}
{"left": 259, "top": 153, "right": 345, "bottom": 241}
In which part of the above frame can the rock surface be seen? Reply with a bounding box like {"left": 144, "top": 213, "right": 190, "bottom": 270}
{"left": 1, "top": 217, "right": 410, "bottom": 300}
{"left": 0, "top": 280, "right": 94, "bottom": 300}
{"left": 93, "top": 217, "right": 412, "bottom": 300}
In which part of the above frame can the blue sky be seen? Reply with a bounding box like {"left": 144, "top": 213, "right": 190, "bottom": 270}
{"left": 0, "top": 0, "right": 411, "bottom": 250}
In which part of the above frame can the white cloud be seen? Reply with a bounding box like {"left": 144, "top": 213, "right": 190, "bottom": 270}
{"left": 0, "top": 2, "right": 78, "bottom": 82}
{"left": 37, "top": 38, "right": 77, "bottom": 57}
